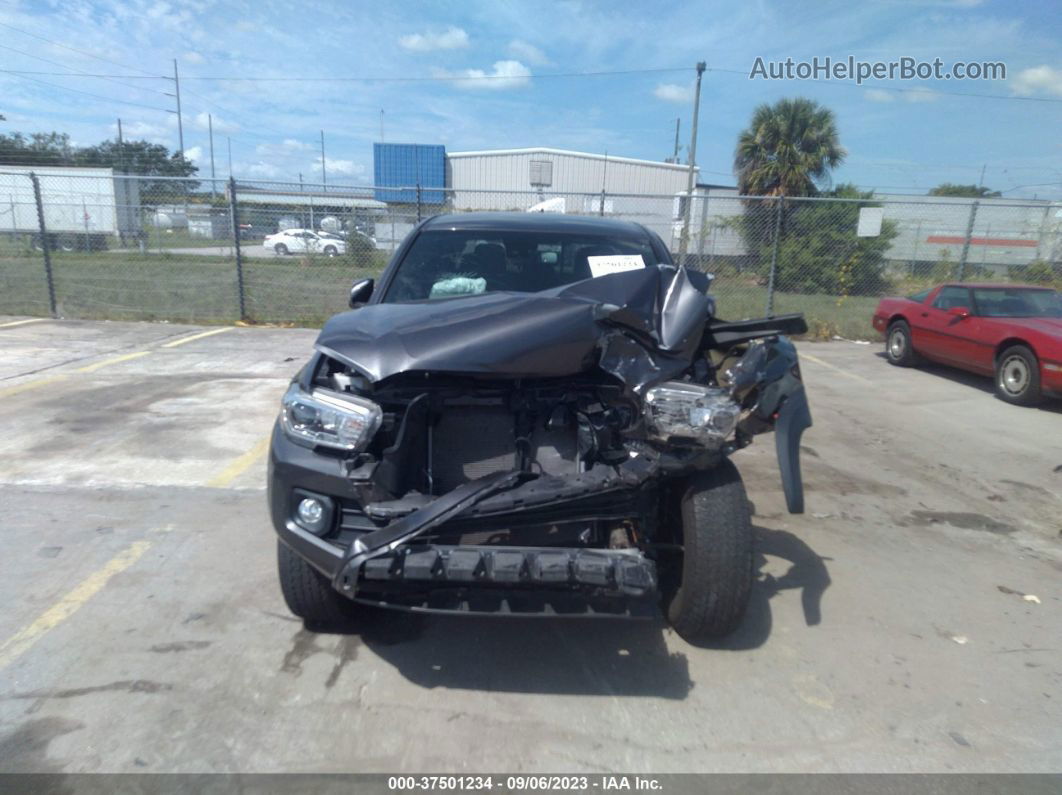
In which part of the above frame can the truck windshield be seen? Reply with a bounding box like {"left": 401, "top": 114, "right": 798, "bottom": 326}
{"left": 381, "top": 229, "right": 662, "bottom": 302}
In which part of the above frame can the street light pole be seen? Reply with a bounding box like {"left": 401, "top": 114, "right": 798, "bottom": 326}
{"left": 678, "top": 61, "right": 706, "bottom": 263}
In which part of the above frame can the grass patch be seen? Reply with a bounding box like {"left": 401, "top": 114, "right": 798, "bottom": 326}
{"left": 1, "top": 249, "right": 880, "bottom": 338}
{"left": 0, "top": 249, "right": 388, "bottom": 326}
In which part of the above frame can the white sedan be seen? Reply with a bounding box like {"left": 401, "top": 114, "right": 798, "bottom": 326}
{"left": 263, "top": 229, "right": 347, "bottom": 256}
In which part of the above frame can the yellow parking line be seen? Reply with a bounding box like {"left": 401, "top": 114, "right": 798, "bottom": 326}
{"left": 801, "top": 353, "right": 874, "bottom": 385}
{"left": 161, "top": 327, "right": 234, "bottom": 348}
{"left": 76, "top": 350, "right": 151, "bottom": 373}
{"left": 0, "top": 374, "right": 68, "bottom": 399}
{"left": 206, "top": 436, "right": 271, "bottom": 488}
{"left": 0, "top": 318, "right": 48, "bottom": 328}
{"left": 0, "top": 540, "right": 152, "bottom": 671}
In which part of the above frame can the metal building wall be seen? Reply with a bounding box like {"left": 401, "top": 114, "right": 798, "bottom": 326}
{"left": 447, "top": 149, "right": 695, "bottom": 210}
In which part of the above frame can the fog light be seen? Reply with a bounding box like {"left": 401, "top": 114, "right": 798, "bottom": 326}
{"left": 294, "top": 495, "right": 332, "bottom": 535}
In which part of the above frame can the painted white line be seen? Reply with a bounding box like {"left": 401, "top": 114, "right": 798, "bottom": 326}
{"left": 0, "top": 318, "right": 48, "bottom": 328}
{"left": 161, "top": 327, "right": 234, "bottom": 348}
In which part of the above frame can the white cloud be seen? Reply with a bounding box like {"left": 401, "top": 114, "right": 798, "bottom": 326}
{"left": 246, "top": 162, "right": 281, "bottom": 178}
{"left": 183, "top": 51, "right": 205, "bottom": 64}
{"left": 1011, "top": 65, "right": 1062, "bottom": 97}
{"left": 434, "top": 60, "right": 532, "bottom": 90}
{"left": 653, "top": 83, "right": 692, "bottom": 103}
{"left": 902, "top": 87, "right": 938, "bottom": 102}
{"left": 183, "top": 145, "right": 203, "bottom": 162}
{"left": 864, "top": 89, "right": 894, "bottom": 102}
{"left": 507, "top": 40, "right": 552, "bottom": 66}
{"left": 311, "top": 157, "right": 365, "bottom": 177}
{"left": 399, "top": 25, "right": 469, "bottom": 52}
{"left": 193, "top": 112, "right": 239, "bottom": 133}
{"left": 114, "top": 120, "right": 170, "bottom": 142}
{"left": 254, "top": 139, "right": 313, "bottom": 156}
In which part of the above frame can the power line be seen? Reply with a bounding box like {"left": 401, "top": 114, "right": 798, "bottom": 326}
{"left": 0, "top": 70, "right": 173, "bottom": 113}
{"left": 0, "top": 45, "right": 172, "bottom": 97}
{"left": 0, "top": 21, "right": 162, "bottom": 77}
{"left": 706, "top": 65, "right": 1062, "bottom": 104}
{"left": 177, "top": 67, "right": 692, "bottom": 83}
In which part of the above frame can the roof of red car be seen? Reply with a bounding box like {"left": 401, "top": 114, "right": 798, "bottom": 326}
{"left": 944, "top": 282, "right": 1056, "bottom": 290}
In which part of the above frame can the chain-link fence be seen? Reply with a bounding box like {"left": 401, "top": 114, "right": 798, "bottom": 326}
{"left": 2, "top": 168, "right": 1060, "bottom": 337}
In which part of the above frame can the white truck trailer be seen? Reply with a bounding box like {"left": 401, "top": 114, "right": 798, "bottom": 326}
{"left": 0, "top": 165, "right": 141, "bottom": 250}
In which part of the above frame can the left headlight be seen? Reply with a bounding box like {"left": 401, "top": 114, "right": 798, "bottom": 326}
{"left": 644, "top": 381, "right": 740, "bottom": 446}
{"left": 280, "top": 384, "right": 382, "bottom": 451}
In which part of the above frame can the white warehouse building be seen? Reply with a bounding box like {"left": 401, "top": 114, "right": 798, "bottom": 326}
{"left": 445, "top": 147, "right": 698, "bottom": 211}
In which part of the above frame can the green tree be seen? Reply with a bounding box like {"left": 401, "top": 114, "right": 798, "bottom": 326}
{"left": 0, "top": 131, "right": 76, "bottom": 166}
{"left": 75, "top": 140, "right": 198, "bottom": 203}
{"left": 752, "top": 184, "right": 898, "bottom": 296}
{"left": 734, "top": 98, "right": 846, "bottom": 197}
{"left": 928, "top": 183, "right": 1002, "bottom": 198}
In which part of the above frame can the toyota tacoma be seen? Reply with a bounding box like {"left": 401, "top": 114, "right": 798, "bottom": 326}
{"left": 268, "top": 213, "right": 811, "bottom": 641}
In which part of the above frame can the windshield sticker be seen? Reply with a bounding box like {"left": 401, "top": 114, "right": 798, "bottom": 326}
{"left": 587, "top": 254, "right": 645, "bottom": 278}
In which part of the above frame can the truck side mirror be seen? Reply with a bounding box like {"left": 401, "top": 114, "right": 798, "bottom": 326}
{"left": 349, "top": 278, "right": 374, "bottom": 308}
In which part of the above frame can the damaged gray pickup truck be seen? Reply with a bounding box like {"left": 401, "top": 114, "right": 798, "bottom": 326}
{"left": 268, "top": 213, "right": 811, "bottom": 641}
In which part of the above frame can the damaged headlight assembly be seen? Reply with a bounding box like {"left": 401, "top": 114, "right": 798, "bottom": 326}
{"left": 644, "top": 381, "right": 741, "bottom": 445}
{"left": 280, "top": 384, "right": 382, "bottom": 451}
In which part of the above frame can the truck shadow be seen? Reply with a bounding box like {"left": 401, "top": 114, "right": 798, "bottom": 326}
{"left": 305, "top": 526, "right": 828, "bottom": 698}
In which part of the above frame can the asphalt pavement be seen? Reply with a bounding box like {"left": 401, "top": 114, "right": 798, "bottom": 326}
{"left": 0, "top": 316, "right": 1059, "bottom": 773}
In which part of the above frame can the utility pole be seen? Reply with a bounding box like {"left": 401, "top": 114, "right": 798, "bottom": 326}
{"left": 227, "top": 137, "right": 232, "bottom": 177}
{"left": 116, "top": 118, "right": 124, "bottom": 172}
{"left": 678, "top": 61, "right": 706, "bottom": 263}
{"left": 320, "top": 130, "right": 326, "bottom": 191}
{"left": 600, "top": 151, "right": 609, "bottom": 217}
{"left": 978, "top": 163, "right": 986, "bottom": 189}
{"left": 380, "top": 109, "right": 385, "bottom": 142}
{"left": 172, "top": 59, "right": 184, "bottom": 156}
{"left": 672, "top": 117, "right": 681, "bottom": 163}
{"left": 208, "top": 113, "right": 216, "bottom": 198}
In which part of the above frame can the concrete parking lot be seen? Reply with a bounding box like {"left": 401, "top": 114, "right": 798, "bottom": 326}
{"left": 0, "top": 315, "right": 1059, "bottom": 773}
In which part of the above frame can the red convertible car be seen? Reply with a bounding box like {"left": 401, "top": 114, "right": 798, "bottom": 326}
{"left": 872, "top": 283, "right": 1062, "bottom": 405}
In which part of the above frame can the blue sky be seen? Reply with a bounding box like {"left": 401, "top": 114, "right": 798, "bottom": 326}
{"left": 2, "top": 0, "right": 1061, "bottom": 198}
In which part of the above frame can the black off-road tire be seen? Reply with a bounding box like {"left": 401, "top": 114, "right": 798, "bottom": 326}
{"left": 994, "top": 345, "right": 1042, "bottom": 406}
{"left": 885, "top": 319, "right": 920, "bottom": 367}
{"left": 274, "top": 243, "right": 289, "bottom": 255}
{"left": 277, "top": 541, "right": 359, "bottom": 627}
{"left": 665, "top": 460, "right": 753, "bottom": 641}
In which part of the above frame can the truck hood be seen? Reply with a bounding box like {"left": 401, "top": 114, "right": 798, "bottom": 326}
{"left": 315, "top": 266, "right": 712, "bottom": 387}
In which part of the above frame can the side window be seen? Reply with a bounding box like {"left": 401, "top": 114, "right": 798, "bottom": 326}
{"left": 932, "top": 286, "right": 970, "bottom": 311}
{"left": 907, "top": 288, "right": 932, "bottom": 303}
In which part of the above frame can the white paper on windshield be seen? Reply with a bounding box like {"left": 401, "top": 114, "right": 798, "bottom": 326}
{"left": 587, "top": 254, "right": 645, "bottom": 277}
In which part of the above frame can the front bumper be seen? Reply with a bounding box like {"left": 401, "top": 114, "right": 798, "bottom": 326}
{"left": 269, "top": 423, "right": 660, "bottom": 614}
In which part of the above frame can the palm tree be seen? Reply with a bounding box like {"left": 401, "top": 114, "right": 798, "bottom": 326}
{"left": 734, "top": 98, "right": 845, "bottom": 197}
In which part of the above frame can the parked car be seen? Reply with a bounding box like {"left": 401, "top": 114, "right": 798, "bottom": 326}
{"left": 268, "top": 213, "right": 813, "bottom": 642}
{"left": 264, "top": 229, "right": 346, "bottom": 256}
{"left": 873, "top": 283, "right": 1062, "bottom": 405}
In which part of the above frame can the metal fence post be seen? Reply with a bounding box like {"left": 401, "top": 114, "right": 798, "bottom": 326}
{"left": 416, "top": 184, "right": 422, "bottom": 223}
{"left": 228, "top": 177, "right": 247, "bottom": 321}
{"left": 957, "top": 200, "right": 979, "bottom": 281}
{"left": 765, "top": 196, "right": 784, "bottom": 317}
{"left": 29, "top": 172, "right": 58, "bottom": 318}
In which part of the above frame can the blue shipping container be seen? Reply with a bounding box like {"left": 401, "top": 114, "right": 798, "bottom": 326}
{"left": 374, "top": 143, "right": 446, "bottom": 203}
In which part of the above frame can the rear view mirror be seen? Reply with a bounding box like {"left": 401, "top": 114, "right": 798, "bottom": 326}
{"left": 349, "top": 278, "right": 374, "bottom": 308}
{"left": 948, "top": 306, "right": 970, "bottom": 319}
